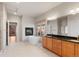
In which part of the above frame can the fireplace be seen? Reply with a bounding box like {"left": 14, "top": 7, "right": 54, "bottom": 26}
{"left": 25, "top": 27, "right": 33, "bottom": 36}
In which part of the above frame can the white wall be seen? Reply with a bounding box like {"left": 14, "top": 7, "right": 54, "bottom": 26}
{"left": 2, "top": 4, "right": 7, "bottom": 49}
{"left": 0, "top": 3, "right": 3, "bottom": 50}
{"left": 68, "top": 14, "right": 79, "bottom": 37}
{"left": 35, "top": 2, "right": 79, "bottom": 37}
{"left": 0, "top": 3, "right": 7, "bottom": 49}
{"left": 22, "top": 16, "right": 35, "bottom": 41}
{"left": 46, "top": 20, "right": 58, "bottom": 34}
{"left": 7, "top": 13, "right": 22, "bottom": 41}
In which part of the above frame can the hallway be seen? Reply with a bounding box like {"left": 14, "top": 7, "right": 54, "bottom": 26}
{"left": 0, "top": 42, "right": 58, "bottom": 57}
{"left": 9, "top": 36, "right": 16, "bottom": 45}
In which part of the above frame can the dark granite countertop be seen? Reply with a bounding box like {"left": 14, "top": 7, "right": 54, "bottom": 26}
{"left": 46, "top": 34, "right": 79, "bottom": 44}
{"left": 47, "top": 34, "right": 77, "bottom": 39}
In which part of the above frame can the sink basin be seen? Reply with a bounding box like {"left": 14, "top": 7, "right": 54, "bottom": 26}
{"left": 69, "top": 40, "right": 79, "bottom": 42}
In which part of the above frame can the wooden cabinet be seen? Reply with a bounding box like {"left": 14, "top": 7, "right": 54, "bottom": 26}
{"left": 42, "top": 36, "right": 78, "bottom": 57}
{"left": 52, "top": 38, "right": 62, "bottom": 56}
{"left": 75, "top": 44, "right": 79, "bottom": 56}
{"left": 47, "top": 37, "right": 53, "bottom": 51}
{"left": 42, "top": 36, "right": 47, "bottom": 48}
{"left": 62, "top": 41, "right": 75, "bottom": 57}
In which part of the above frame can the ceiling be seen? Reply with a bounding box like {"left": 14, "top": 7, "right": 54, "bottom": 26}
{"left": 5, "top": 2, "right": 62, "bottom": 18}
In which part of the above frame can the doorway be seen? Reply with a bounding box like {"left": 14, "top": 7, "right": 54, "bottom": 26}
{"left": 9, "top": 22, "right": 17, "bottom": 45}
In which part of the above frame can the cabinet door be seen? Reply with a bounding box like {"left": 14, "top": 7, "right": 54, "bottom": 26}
{"left": 47, "top": 37, "right": 53, "bottom": 51}
{"left": 52, "top": 38, "right": 62, "bottom": 56}
{"left": 62, "top": 41, "right": 75, "bottom": 57}
{"left": 75, "top": 44, "right": 79, "bottom": 56}
{"left": 42, "top": 36, "right": 47, "bottom": 48}
{"left": 55, "top": 39, "right": 62, "bottom": 56}
{"left": 52, "top": 39, "right": 57, "bottom": 53}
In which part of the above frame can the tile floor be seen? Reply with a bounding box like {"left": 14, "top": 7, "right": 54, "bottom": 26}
{"left": 0, "top": 42, "right": 58, "bottom": 57}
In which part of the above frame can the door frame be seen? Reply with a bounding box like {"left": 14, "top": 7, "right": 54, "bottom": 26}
{"left": 6, "top": 21, "right": 9, "bottom": 46}
{"left": 8, "top": 22, "right": 17, "bottom": 45}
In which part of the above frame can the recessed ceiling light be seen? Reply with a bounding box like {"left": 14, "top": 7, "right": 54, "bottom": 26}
{"left": 70, "top": 10, "right": 76, "bottom": 15}
{"left": 47, "top": 16, "right": 57, "bottom": 20}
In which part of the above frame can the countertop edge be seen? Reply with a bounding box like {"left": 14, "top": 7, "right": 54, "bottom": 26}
{"left": 46, "top": 34, "right": 79, "bottom": 44}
